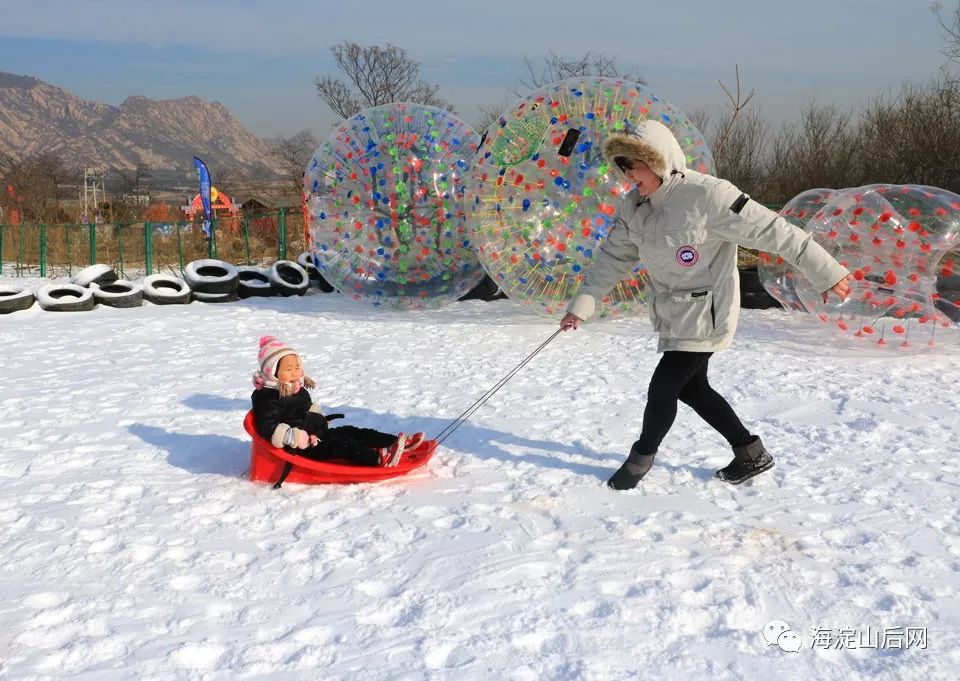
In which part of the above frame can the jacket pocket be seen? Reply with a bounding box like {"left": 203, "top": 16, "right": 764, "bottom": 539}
{"left": 658, "top": 289, "right": 716, "bottom": 339}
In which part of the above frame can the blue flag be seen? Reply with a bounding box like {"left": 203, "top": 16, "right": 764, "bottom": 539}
{"left": 194, "top": 156, "right": 212, "bottom": 237}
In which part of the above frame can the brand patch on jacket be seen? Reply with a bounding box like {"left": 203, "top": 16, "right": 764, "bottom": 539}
{"left": 676, "top": 245, "right": 700, "bottom": 267}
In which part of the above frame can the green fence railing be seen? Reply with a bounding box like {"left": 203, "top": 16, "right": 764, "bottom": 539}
{"left": 0, "top": 209, "right": 307, "bottom": 278}
{"left": 0, "top": 205, "right": 785, "bottom": 279}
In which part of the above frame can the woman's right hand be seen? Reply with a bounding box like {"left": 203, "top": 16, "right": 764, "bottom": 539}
{"left": 560, "top": 313, "right": 582, "bottom": 331}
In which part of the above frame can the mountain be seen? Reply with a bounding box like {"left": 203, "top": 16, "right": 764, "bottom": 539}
{"left": 0, "top": 71, "right": 281, "bottom": 182}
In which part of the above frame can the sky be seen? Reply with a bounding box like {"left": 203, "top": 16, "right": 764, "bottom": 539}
{"left": 0, "top": 0, "right": 955, "bottom": 141}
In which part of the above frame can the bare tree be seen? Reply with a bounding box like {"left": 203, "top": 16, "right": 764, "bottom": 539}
{"left": 473, "top": 97, "right": 514, "bottom": 135}
{"left": 475, "top": 51, "right": 643, "bottom": 132}
{"left": 764, "top": 102, "right": 861, "bottom": 204}
{"left": 688, "top": 109, "right": 710, "bottom": 135}
{"left": 933, "top": 2, "right": 960, "bottom": 104}
{"left": 858, "top": 78, "right": 960, "bottom": 192}
{"left": 711, "top": 108, "right": 769, "bottom": 197}
{"left": 516, "top": 51, "right": 643, "bottom": 95}
{"left": 315, "top": 42, "right": 453, "bottom": 119}
{"left": 681, "top": 67, "right": 767, "bottom": 198}
{"left": 114, "top": 158, "right": 153, "bottom": 216}
{"left": 933, "top": 1, "right": 960, "bottom": 63}
{"left": 0, "top": 153, "right": 74, "bottom": 222}
{"left": 710, "top": 66, "right": 756, "bottom": 161}
{"left": 269, "top": 130, "right": 319, "bottom": 199}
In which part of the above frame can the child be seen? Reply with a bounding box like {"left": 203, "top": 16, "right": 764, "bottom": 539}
{"left": 559, "top": 120, "right": 852, "bottom": 490}
{"left": 251, "top": 336, "right": 425, "bottom": 467}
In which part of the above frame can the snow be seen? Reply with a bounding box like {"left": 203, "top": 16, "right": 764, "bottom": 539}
{"left": 2, "top": 276, "right": 960, "bottom": 680}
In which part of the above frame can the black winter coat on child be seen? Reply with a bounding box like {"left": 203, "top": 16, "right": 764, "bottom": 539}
{"left": 251, "top": 387, "right": 325, "bottom": 447}
{"left": 251, "top": 387, "right": 396, "bottom": 466}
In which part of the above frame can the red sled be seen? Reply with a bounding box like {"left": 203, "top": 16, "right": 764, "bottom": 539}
{"left": 243, "top": 410, "right": 436, "bottom": 486}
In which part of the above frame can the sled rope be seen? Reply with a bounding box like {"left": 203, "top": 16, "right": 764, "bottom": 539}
{"left": 433, "top": 329, "right": 562, "bottom": 445}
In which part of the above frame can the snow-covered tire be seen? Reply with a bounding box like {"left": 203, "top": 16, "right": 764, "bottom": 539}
{"left": 269, "top": 260, "right": 309, "bottom": 297}
{"left": 142, "top": 274, "right": 191, "bottom": 305}
{"left": 183, "top": 259, "right": 239, "bottom": 295}
{"left": 297, "top": 251, "right": 321, "bottom": 279}
{"left": 37, "top": 283, "right": 95, "bottom": 312}
{"left": 297, "top": 252, "right": 335, "bottom": 292}
{"left": 0, "top": 285, "right": 35, "bottom": 314}
{"left": 236, "top": 266, "right": 273, "bottom": 298}
{"left": 71, "top": 264, "right": 118, "bottom": 288}
{"left": 192, "top": 290, "right": 237, "bottom": 304}
{"left": 91, "top": 280, "right": 143, "bottom": 308}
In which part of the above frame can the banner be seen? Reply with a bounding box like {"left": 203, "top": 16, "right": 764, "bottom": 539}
{"left": 193, "top": 157, "right": 212, "bottom": 237}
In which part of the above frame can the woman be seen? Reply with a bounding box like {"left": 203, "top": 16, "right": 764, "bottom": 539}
{"left": 560, "top": 120, "right": 851, "bottom": 490}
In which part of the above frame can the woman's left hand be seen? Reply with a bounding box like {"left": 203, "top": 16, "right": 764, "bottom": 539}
{"left": 822, "top": 274, "right": 853, "bottom": 302}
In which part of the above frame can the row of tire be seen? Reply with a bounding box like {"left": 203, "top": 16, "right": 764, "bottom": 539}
{"left": 0, "top": 254, "right": 330, "bottom": 314}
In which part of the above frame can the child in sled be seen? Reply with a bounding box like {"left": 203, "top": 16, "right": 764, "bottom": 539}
{"left": 251, "top": 335, "right": 425, "bottom": 467}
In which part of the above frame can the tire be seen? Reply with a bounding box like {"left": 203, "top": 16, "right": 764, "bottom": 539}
{"left": 71, "top": 264, "right": 119, "bottom": 288}
{"left": 142, "top": 274, "right": 191, "bottom": 305}
{"left": 269, "top": 260, "right": 309, "bottom": 296}
{"left": 236, "top": 266, "right": 273, "bottom": 298}
{"left": 91, "top": 280, "right": 143, "bottom": 308}
{"left": 297, "top": 251, "right": 319, "bottom": 277}
{"left": 298, "top": 252, "right": 335, "bottom": 292}
{"left": 37, "top": 283, "right": 96, "bottom": 312}
{"left": 192, "top": 290, "right": 237, "bottom": 303}
{"left": 0, "top": 285, "right": 35, "bottom": 314}
{"left": 183, "top": 259, "right": 239, "bottom": 295}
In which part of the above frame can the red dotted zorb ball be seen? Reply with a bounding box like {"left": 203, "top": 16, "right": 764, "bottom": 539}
{"left": 759, "top": 188, "right": 837, "bottom": 312}
{"left": 305, "top": 103, "right": 485, "bottom": 310}
{"left": 764, "top": 184, "right": 960, "bottom": 349}
{"left": 466, "top": 77, "right": 714, "bottom": 317}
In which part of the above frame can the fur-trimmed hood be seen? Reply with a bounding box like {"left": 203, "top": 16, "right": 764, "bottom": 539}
{"left": 602, "top": 120, "right": 687, "bottom": 180}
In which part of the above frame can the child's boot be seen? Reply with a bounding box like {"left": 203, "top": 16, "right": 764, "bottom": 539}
{"left": 379, "top": 433, "right": 406, "bottom": 467}
{"left": 716, "top": 435, "right": 774, "bottom": 484}
{"left": 607, "top": 444, "right": 656, "bottom": 491}
{"left": 404, "top": 432, "right": 426, "bottom": 451}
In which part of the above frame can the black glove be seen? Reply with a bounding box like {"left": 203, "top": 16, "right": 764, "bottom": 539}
{"left": 302, "top": 411, "right": 329, "bottom": 437}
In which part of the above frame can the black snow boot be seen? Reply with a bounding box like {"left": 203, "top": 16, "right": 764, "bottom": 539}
{"left": 716, "top": 435, "right": 774, "bottom": 484}
{"left": 607, "top": 445, "right": 656, "bottom": 491}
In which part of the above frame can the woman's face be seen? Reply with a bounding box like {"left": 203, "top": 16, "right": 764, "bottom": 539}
{"left": 616, "top": 157, "right": 663, "bottom": 196}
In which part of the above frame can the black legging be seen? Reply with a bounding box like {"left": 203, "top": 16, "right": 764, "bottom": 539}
{"left": 632, "top": 351, "right": 752, "bottom": 456}
{"left": 305, "top": 426, "right": 397, "bottom": 466}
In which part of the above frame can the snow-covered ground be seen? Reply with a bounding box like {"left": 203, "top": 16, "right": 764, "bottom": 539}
{"left": 2, "top": 276, "right": 960, "bottom": 680}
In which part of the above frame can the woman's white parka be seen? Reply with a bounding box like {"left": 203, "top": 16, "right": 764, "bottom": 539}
{"left": 567, "top": 120, "right": 849, "bottom": 352}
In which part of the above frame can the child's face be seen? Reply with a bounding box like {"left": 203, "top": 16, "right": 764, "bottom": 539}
{"left": 616, "top": 157, "right": 663, "bottom": 196}
{"left": 276, "top": 354, "right": 304, "bottom": 384}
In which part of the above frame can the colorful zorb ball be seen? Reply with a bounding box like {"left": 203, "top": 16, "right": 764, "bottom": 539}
{"left": 760, "top": 184, "right": 960, "bottom": 348}
{"left": 305, "top": 103, "right": 485, "bottom": 309}
{"left": 467, "top": 77, "right": 715, "bottom": 317}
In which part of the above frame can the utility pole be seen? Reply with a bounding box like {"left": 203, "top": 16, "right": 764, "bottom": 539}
{"left": 81, "top": 167, "right": 106, "bottom": 222}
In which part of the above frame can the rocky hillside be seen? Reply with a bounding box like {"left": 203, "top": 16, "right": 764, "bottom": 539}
{"left": 0, "top": 71, "right": 280, "bottom": 181}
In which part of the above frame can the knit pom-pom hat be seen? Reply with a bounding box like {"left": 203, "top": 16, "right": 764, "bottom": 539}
{"left": 252, "top": 335, "right": 315, "bottom": 397}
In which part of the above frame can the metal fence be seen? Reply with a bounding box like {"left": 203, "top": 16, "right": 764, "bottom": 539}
{"left": 0, "top": 206, "right": 773, "bottom": 278}
{"left": 0, "top": 209, "right": 309, "bottom": 278}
